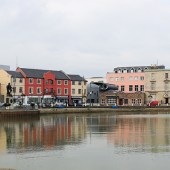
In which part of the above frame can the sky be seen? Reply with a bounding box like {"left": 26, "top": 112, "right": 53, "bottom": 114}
{"left": 0, "top": 0, "right": 170, "bottom": 78}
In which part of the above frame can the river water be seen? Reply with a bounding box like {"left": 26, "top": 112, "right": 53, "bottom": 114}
{"left": 0, "top": 112, "right": 170, "bottom": 170}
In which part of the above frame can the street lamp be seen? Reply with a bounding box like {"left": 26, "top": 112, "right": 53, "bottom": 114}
{"left": 90, "top": 82, "right": 92, "bottom": 107}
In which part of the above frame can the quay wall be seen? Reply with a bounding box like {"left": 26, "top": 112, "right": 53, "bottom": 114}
{"left": 1, "top": 107, "right": 170, "bottom": 116}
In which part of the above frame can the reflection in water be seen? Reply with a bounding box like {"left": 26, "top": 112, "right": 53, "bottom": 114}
{"left": 1, "top": 113, "right": 170, "bottom": 170}
{"left": 108, "top": 114, "right": 170, "bottom": 153}
{"left": 1, "top": 114, "right": 170, "bottom": 154}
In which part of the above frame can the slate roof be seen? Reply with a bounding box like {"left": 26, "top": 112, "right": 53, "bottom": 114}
{"left": 7, "top": 71, "right": 24, "bottom": 78}
{"left": 68, "top": 74, "right": 87, "bottom": 81}
{"left": 114, "top": 65, "right": 165, "bottom": 73}
{"left": 20, "top": 68, "right": 70, "bottom": 80}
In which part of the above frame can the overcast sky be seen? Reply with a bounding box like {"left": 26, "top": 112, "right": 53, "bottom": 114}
{"left": 0, "top": 0, "right": 170, "bottom": 77}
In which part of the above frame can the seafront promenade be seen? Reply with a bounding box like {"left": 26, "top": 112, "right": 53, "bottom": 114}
{"left": 1, "top": 106, "right": 170, "bottom": 116}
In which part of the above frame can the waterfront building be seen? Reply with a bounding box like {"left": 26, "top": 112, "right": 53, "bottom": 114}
{"left": 99, "top": 91, "right": 145, "bottom": 106}
{"left": 0, "top": 69, "right": 25, "bottom": 103}
{"left": 17, "top": 67, "right": 71, "bottom": 105}
{"left": 68, "top": 74, "right": 87, "bottom": 105}
{"left": 86, "top": 77, "right": 105, "bottom": 105}
{"left": 106, "top": 65, "right": 165, "bottom": 93}
{"left": 145, "top": 69, "right": 170, "bottom": 105}
{"left": 105, "top": 65, "right": 165, "bottom": 105}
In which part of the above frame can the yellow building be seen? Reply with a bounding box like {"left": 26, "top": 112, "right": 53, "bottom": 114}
{"left": 145, "top": 69, "right": 170, "bottom": 104}
{"left": 0, "top": 69, "right": 25, "bottom": 103}
{"left": 68, "top": 75, "right": 87, "bottom": 105}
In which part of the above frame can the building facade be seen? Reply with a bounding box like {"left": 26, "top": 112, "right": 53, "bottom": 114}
{"left": 17, "top": 67, "right": 71, "bottom": 105}
{"left": 106, "top": 65, "right": 165, "bottom": 93}
{"left": 0, "top": 69, "right": 25, "bottom": 103}
{"left": 68, "top": 75, "right": 87, "bottom": 105}
{"left": 145, "top": 69, "right": 170, "bottom": 105}
{"left": 100, "top": 91, "right": 145, "bottom": 106}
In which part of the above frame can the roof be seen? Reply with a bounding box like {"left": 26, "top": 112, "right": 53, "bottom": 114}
{"left": 6, "top": 71, "right": 24, "bottom": 78}
{"left": 114, "top": 65, "right": 165, "bottom": 72}
{"left": 68, "top": 74, "right": 87, "bottom": 81}
{"left": 20, "top": 68, "right": 70, "bottom": 80}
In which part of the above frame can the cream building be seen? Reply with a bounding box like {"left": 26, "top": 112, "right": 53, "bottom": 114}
{"left": 0, "top": 69, "right": 25, "bottom": 103}
{"left": 145, "top": 69, "right": 170, "bottom": 104}
{"left": 68, "top": 75, "right": 87, "bottom": 105}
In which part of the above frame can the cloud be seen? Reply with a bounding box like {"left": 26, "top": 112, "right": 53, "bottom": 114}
{"left": 0, "top": 0, "right": 170, "bottom": 77}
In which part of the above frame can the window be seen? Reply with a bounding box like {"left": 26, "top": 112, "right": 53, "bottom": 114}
{"left": 134, "top": 76, "right": 138, "bottom": 80}
{"left": 64, "top": 88, "right": 68, "bottom": 95}
{"left": 29, "top": 87, "right": 33, "bottom": 94}
{"left": 19, "top": 78, "right": 23, "bottom": 83}
{"left": 129, "top": 85, "right": 133, "bottom": 91}
{"left": 84, "top": 89, "right": 86, "bottom": 95}
{"left": 165, "top": 73, "right": 169, "bottom": 79}
{"left": 64, "top": 80, "right": 68, "bottom": 85}
{"left": 57, "top": 80, "right": 61, "bottom": 85}
{"left": 137, "top": 99, "right": 142, "bottom": 104}
{"left": 78, "top": 89, "right": 81, "bottom": 94}
{"left": 138, "top": 68, "right": 141, "bottom": 72}
{"left": 151, "top": 82, "right": 156, "bottom": 90}
{"left": 124, "top": 99, "right": 128, "bottom": 104}
{"left": 37, "top": 87, "right": 41, "bottom": 94}
{"left": 129, "top": 76, "right": 133, "bottom": 81}
{"left": 165, "top": 82, "right": 169, "bottom": 91}
{"left": 50, "top": 88, "right": 53, "bottom": 93}
{"left": 110, "top": 77, "right": 114, "bottom": 81}
{"left": 72, "top": 81, "right": 75, "bottom": 85}
{"left": 115, "top": 77, "right": 119, "bottom": 81}
{"left": 140, "top": 85, "right": 144, "bottom": 91}
{"left": 101, "top": 99, "right": 105, "bottom": 104}
{"left": 46, "top": 80, "right": 48, "bottom": 84}
{"left": 78, "top": 81, "right": 81, "bottom": 85}
{"left": 120, "top": 77, "right": 124, "bottom": 81}
{"left": 151, "top": 73, "right": 155, "bottom": 80}
{"left": 29, "top": 78, "right": 33, "bottom": 84}
{"left": 13, "top": 78, "right": 16, "bottom": 83}
{"left": 121, "top": 85, "right": 125, "bottom": 92}
{"left": 50, "top": 80, "right": 53, "bottom": 85}
{"left": 124, "top": 69, "right": 127, "bottom": 73}
{"left": 57, "top": 88, "right": 61, "bottom": 94}
{"left": 140, "top": 76, "right": 144, "bottom": 81}
{"left": 72, "top": 89, "right": 75, "bottom": 94}
{"left": 135, "top": 85, "right": 138, "bottom": 91}
{"left": 13, "top": 87, "right": 16, "bottom": 93}
{"left": 132, "top": 99, "right": 136, "bottom": 104}
{"left": 45, "top": 88, "right": 48, "bottom": 94}
{"left": 37, "top": 79, "right": 41, "bottom": 84}
{"left": 19, "top": 87, "right": 23, "bottom": 93}
{"left": 84, "top": 82, "right": 86, "bottom": 85}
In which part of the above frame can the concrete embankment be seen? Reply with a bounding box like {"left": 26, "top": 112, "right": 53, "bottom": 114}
{"left": 0, "top": 109, "right": 39, "bottom": 117}
{"left": 39, "top": 107, "right": 170, "bottom": 114}
{"left": 1, "top": 107, "right": 170, "bottom": 117}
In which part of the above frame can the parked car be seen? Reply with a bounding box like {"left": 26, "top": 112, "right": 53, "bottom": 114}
{"left": 147, "top": 100, "right": 159, "bottom": 107}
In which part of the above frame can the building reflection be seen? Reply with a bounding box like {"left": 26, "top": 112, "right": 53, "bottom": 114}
{"left": 107, "top": 114, "right": 170, "bottom": 153}
{"left": 0, "top": 115, "right": 87, "bottom": 153}
{"left": 1, "top": 114, "right": 170, "bottom": 154}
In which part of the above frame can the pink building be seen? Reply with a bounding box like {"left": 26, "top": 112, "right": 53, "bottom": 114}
{"left": 106, "top": 65, "right": 165, "bottom": 93}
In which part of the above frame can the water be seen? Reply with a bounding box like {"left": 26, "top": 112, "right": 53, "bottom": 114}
{"left": 0, "top": 113, "right": 170, "bottom": 170}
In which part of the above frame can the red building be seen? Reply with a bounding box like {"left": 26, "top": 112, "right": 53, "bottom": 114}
{"left": 17, "top": 67, "right": 71, "bottom": 105}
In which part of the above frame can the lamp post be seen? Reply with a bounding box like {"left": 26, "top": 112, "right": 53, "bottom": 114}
{"left": 90, "top": 82, "right": 92, "bottom": 107}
